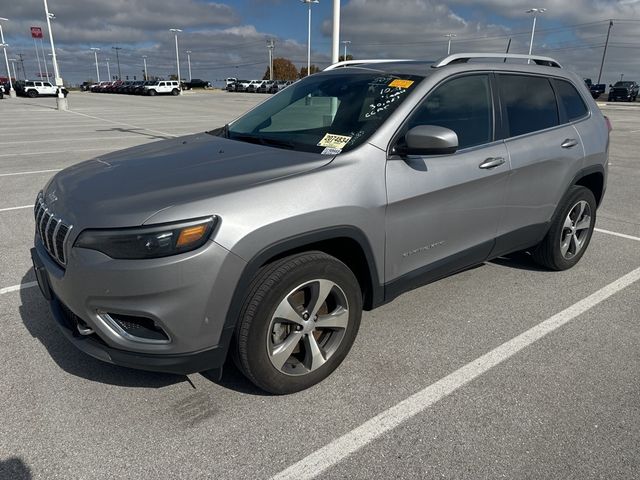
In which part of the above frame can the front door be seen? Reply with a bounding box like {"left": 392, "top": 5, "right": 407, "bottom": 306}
{"left": 385, "top": 73, "right": 509, "bottom": 292}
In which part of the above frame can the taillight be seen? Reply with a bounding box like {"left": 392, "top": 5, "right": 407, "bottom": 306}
{"left": 604, "top": 116, "right": 613, "bottom": 132}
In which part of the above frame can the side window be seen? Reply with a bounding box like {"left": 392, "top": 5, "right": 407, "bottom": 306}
{"left": 554, "top": 79, "right": 588, "bottom": 122}
{"left": 44, "top": 82, "right": 52, "bottom": 87}
{"left": 405, "top": 74, "right": 493, "bottom": 150}
{"left": 35, "top": 82, "right": 43, "bottom": 87}
{"left": 499, "top": 75, "right": 559, "bottom": 137}
{"left": 159, "top": 82, "right": 165, "bottom": 87}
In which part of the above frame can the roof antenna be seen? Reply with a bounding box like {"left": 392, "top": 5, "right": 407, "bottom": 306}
{"left": 504, "top": 38, "right": 511, "bottom": 63}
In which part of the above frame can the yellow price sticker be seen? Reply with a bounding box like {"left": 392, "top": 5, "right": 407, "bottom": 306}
{"left": 389, "top": 79, "right": 415, "bottom": 89}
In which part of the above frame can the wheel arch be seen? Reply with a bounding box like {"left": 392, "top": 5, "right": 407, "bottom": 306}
{"left": 223, "top": 226, "right": 383, "bottom": 333}
{"left": 573, "top": 165, "right": 605, "bottom": 207}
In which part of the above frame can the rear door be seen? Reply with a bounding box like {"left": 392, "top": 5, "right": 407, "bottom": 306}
{"left": 42, "top": 82, "right": 56, "bottom": 95}
{"left": 492, "top": 73, "right": 585, "bottom": 255}
{"left": 385, "top": 73, "right": 509, "bottom": 288}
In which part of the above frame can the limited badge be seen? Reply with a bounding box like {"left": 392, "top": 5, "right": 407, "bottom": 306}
{"left": 321, "top": 147, "right": 342, "bottom": 155}
{"left": 317, "top": 133, "right": 352, "bottom": 149}
{"left": 389, "top": 79, "right": 414, "bottom": 89}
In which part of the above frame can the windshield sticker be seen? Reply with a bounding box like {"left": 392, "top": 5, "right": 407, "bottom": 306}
{"left": 321, "top": 147, "right": 342, "bottom": 155}
{"left": 389, "top": 79, "right": 414, "bottom": 89}
{"left": 317, "top": 133, "right": 352, "bottom": 149}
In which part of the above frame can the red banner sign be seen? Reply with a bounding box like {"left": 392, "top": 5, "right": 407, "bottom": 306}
{"left": 30, "top": 27, "right": 43, "bottom": 39}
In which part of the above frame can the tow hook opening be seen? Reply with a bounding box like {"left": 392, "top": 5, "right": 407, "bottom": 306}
{"left": 76, "top": 318, "right": 95, "bottom": 336}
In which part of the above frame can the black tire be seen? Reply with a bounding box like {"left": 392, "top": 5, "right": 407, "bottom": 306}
{"left": 532, "top": 186, "right": 597, "bottom": 271}
{"left": 147, "top": 89, "right": 156, "bottom": 96}
{"left": 27, "top": 90, "right": 38, "bottom": 98}
{"left": 171, "top": 89, "right": 179, "bottom": 96}
{"left": 234, "top": 251, "right": 363, "bottom": 394}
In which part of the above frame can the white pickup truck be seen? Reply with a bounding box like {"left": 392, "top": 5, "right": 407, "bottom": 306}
{"left": 20, "top": 81, "right": 69, "bottom": 98}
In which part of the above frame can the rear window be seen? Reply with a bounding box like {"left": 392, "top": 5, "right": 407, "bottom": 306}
{"left": 554, "top": 79, "right": 588, "bottom": 122}
{"left": 499, "top": 74, "right": 559, "bottom": 137}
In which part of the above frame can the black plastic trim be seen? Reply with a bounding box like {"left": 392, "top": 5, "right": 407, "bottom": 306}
{"left": 384, "top": 241, "right": 492, "bottom": 303}
{"left": 489, "top": 223, "right": 549, "bottom": 259}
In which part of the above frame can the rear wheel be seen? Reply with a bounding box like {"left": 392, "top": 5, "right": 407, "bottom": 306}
{"left": 234, "top": 252, "right": 362, "bottom": 394}
{"left": 27, "top": 90, "right": 38, "bottom": 98}
{"left": 171, "top": 89, "right": 179, "bottom": 96}
{"left": 532, "top": 186, "right": 596, "bottom": 271}
{"left": 147, "top": 89, "right": 156, "bottom": 96}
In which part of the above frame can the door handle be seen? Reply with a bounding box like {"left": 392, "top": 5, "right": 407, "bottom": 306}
{"left": 561, "top": 138, "right": 579, "bottom": 149}
{"left": 479, "top": 157, "right": 505, "bottom": 169}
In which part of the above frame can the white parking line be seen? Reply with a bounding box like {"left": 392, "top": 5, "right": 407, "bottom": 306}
{"left": 0, "top": 169, "right": 61, "bottom": 177}
{"left": 64, "top": 109, "right": 178, "bottom": 138}
{"left": 0, "top": 205, "right": 32, "bottom": 212}
{"left": 0, "top": 147, "right": 115, "bottom": 158}
{"left": 0, "top": 281, "right": 38, "bottom": 295}
{"left": 595, "top": 228, "right": 640, "bottom": 242}
{"left": 270, "top": 266, "right": 640, "bottom": 480}
{"left": 0, "top": 135, "right": 158, "bottom": 145}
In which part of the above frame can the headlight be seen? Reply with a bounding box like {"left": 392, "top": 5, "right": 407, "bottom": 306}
{"left": 74, "top": 217, "right": 216, "bottom": 259}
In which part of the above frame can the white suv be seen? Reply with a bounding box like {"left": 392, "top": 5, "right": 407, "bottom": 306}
{"left": 143, "top": 81, "right": 181, "bottom": 96}
{"left": 21, "top": 81, "right": 68, "bottom": 98}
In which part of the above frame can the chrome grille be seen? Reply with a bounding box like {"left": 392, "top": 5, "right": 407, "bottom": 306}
{"left": 34, "top": 194, "right": 73, "bottom": 267}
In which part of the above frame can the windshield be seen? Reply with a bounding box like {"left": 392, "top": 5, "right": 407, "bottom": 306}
{"left": 614, "top": 81, "right": 633, "bottom": 87}
{"left": 226, "top": 71, "right": 423, "bottom": 154}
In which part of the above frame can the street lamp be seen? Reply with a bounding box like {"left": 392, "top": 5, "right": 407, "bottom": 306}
{"left": 42, "top": 1, "right": 66, "bottom": 110}
{"left": 8, "top": 57, "right": 18, "bottom": 80}
{"left": 300, "top": 0, "right": 319, "bottom": 77}
{"left": 90, "top": 47, "right": 100, "bottom": 82}
{"left": 0, "top": 17, "right": 16, "bottom": 97}
{"left": 443, "top": 33, "right": 456, "bottom": 55}
{"left": 142, "top": 55, "right": 148, "bottom": 81}
{"left": 111, "top": 46, "right": 122, "bottom": 80}
{"left": 341, "top": 40, "right": 351, "bottom": 60}
{"left": 186, "top": 50, "right": 192, "bottom": 82}
{"left": 169, "top": 28, "right": 182, "bottom": 88}
{"left": 266, "top": 39, "right": 275, "bottom": 81}
{"left": 526, "top": 8, "right": 547, "bottom": 63}
{"left": 105, "top": 57, "right": 111, "bottom": 80}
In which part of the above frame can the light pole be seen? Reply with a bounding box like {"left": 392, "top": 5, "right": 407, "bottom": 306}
{"left": 142, "top": 55, "right": 148, "bottom": 80}
{"left": 186, "top": 50, "right": 192, "bottom": 82}
{"left": 266, "top": 39, "right": 275, "bottom": 80}
{"left": 9, "top": 58, "right": 17, "bottom": 80}
{"left": 526, "top": 8, "right": 547, "bottom": 63}
{"left": 331, "top": 0, "right": 340, "bottom": 64}
{"left": 0, "top": 17, "right": 16, "bottom": 97}
{"left": 106, "top": 57, "right": 111, "bottom": 80}
{"left": 597, "top": 20, "right": 613, "bottom": 85}
{"left": 341, "top": 40, "right": 351, "bottom": 60}
{"left": 112, "top": 46, "right": 122, "bottom": 80}
{"left": 42, "top": 1, "right": 66, "bottom": 110}
{"left": 620, "top": 73, "right": 624, "bottom": 82}
{"left": 90, "top": 47, "right": 100, "bottom": 82}
{"left": 444, "top": 33, "right": 456, "bottom": 55}
{"left": 169, "top": 28, "right": 182, "bottom": 88}
{"left": 301, "top": 0, "right": 319, "bottom": 77}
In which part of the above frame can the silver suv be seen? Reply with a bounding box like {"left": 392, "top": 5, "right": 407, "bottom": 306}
{"left": 31, "top": 53, "right": 609, "bottom": 394}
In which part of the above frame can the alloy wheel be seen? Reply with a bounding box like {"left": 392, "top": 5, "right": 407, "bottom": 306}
{"left": 560, "top": 200, "right": 592, "bottom": 259}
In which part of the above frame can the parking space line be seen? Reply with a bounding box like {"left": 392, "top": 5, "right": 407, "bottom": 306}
{"left": 595, "top": 228, "right": 640, "bottom": 242}
{"left": 0, "top": 147, "right": 116, "bottom": 158}
{"left": 0, "top": 205, "right": 32, "bottom": 213}
{"left": 0, "top": 169, "right": 61, "bottom": 177}
{"left": 64, "top": 109, "right": 178, "bottom": 138}
{"left": 0, "top": 135, "right": 157, "bottom": 146}
{"left": 270, "top": 266, "right": 640, "bottom": 480}
{"left": 0, "top": 281, "right": 38, "bottom": 295}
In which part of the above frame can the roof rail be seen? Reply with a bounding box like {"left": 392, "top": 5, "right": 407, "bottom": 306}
{"left": 433, "top": 53, "right": 562, "bottom": 68}
{"left": 324, "top": 59, "right": 415, "bottom": 71}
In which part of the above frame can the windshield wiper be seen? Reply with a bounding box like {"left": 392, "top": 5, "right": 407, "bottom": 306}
{"left": 230, "top": 133, "right": 295, "bottom": 150}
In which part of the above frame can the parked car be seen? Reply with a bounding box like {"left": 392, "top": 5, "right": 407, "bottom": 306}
{"left": 19, "top": 80, "right": 68, "bottom": 98}
{"left": 31, "top": 53, "right": 609, "bottom": 394}
{"left": 246, "top": 80, "right": 265, "bottom": 93}
{"left": 608, "top": 81, "right": 639, "bottom": 102}
{"left": 0, "top": 84, "right": 4, "bottom": 99}
{"left": 232, "top": 79, "right": 251, "bottom": 92}
{"left": 225, "top": 77, "right": 237, "bottom": 89}
{"left": 184, "top": 79, "right": 211, "bottom": 89}
{"left": 268, "top": 80, "right": 292, "bottom": 94}
{"left": 590, "top": 83, "right": 606, "bottom": 99}
{"left": 257, "top": 80, "right": 275, "bottom": 93}
{"left": 143, "top": 80, "right": 181, "bottom": 96}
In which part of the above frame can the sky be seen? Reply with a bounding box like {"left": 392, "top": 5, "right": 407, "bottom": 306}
{"left": 1, "top": 0, "right": 639, "bottom": 86}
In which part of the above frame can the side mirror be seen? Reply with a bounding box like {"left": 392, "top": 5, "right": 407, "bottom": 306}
{"left": 394, "top": 125, "right": 458, "bottom": 156}
{"left": 609, "top": 84, "right": 613, "bottom": 88}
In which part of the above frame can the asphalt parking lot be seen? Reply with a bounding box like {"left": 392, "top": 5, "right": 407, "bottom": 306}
{"left": 1, "top": 92, "right": 639, "bottom": 480}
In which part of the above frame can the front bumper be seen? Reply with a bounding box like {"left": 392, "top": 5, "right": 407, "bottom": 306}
{"left": 31, "top": 234, "right": 246, "bottom": 374}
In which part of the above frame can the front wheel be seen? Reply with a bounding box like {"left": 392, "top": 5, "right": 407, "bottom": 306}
{"left": 147, "top": 89, "right": 156, "bottom": 96}
{"left": 234, "top": 252, "right": 363, "bottom": 394}
{"left": 532, "top": 186, "right": 597, "bottom": 271}
{"left": 27, "top": 90, "right": 38, "bottom": 98}
{"left": 171, "top": 89, "right": 179, "bottom": 96}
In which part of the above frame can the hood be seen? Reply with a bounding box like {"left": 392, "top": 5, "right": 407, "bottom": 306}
{"left": 43, "top": 133, "right": 333, "bottom": 229}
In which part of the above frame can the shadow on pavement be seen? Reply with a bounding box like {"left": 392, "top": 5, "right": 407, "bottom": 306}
{"left": 96, "top": 127, "right": 171, "bottom": 140}
{"left": 490, "top": 251, "right": 550, "bottom": 272}
{"left": 0, "top": 457, "right": 32, "bottom": 480}
{"left": 18, "top": 270, "right": 183, "bottom": 389}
